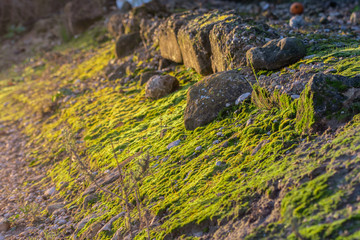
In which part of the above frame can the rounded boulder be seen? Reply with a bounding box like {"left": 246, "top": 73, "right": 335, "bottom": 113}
{"left": 246, "top": 37, "right": 306, "bottom": 70}
{"left": 145, "top": 75, "right": 179, "bottom": 100}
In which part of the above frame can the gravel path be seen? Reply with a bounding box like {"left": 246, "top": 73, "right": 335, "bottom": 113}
{"left": 0, "top": 121, "right": 66, "bottom": 239}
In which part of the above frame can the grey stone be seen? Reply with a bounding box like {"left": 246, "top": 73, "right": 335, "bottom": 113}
{"left": 235, "top": 92, "right": 251, "bottom": 105}
{"left": 195, "top": 146, "right": 202, "bottom": 151}
{"left": 184, "top": 69, "right": 254, "bottom": 130}
{"left": 246, "top": 37, "right": 306, "bottom": 70}
{"left": 145, "top": 75, "right": 179, "bottom": 100}
{"left": 44, "top": 186, "right": 56, "bottom": 196}
{"left": 167, "top": 139, "right": 181, "bottom": 150}
{"left": 215, "top": 161, "right": 223, "bottom": 166}
{"left": 289, "top": 15, "right": 305, "bottom": 28}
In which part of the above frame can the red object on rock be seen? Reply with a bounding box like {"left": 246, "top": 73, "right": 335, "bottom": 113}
{"left": 290, "top": 2, "right": 304, "bottom": 15}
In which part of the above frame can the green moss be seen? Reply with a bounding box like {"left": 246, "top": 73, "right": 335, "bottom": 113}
{"left": 295, "top": 83, "right": 315, "bottom": 134}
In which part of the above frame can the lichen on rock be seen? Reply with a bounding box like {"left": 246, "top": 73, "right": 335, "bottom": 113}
{"left": 184, "top": 68, "right": 255, "bottom": 130}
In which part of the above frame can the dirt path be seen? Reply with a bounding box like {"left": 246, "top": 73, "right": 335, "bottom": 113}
{"left": 0, "top": 121, "right": 61, "bottom": 239}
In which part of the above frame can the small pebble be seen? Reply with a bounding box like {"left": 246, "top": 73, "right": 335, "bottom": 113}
{"left": 44, "top": 186, "right": 56, "bottom": 196}
{"left": 167, "top": 140, "right": 181, "bottom": 150}
{"left": 195, "top": 146, "right": 202, "bottom": 151}
{"left": 289, "top": 15, "right": 305, "bottom": 28}
{"left": 235, "top": 92, "right": 251, "bottom": 105}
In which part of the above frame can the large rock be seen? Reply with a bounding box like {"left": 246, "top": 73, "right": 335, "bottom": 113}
{"left": 159, "top": 12, "right": 199, "bottom": 63}
{"left": 145, "top": 75, "right": 179, "bottom": 99}
{"left": 64, "top": 0, "right": 104, "bottom": 35}
{"left": 184, "top": 69, "right": 255, "bottom": 130}
{"left": 209, "top": 16, "right": 278, "bottom": 73}
{"left": 177, "top": 11, "right": 235, "bottom": 75}
{"left": 115, "top": 32, "right": 142, "bottom": 58}
{"left": 246, "top": 37, "right": 306, "bottom": 70}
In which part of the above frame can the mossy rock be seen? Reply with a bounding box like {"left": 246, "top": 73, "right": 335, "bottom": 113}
{"left": 184, "top": 69, "right": 255, "bottom": 130}
{"left": 177, "top": 11, "right": 235, "bottom": 75}
{"left": 210, "top": 17, "right": 278, "bottom": 72}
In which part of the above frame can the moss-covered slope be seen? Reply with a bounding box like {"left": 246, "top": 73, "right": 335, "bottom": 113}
{"left": 1, "top": 24, "right": 360, "bottom": 240}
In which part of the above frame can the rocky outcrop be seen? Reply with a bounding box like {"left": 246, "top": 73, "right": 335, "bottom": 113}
{"left": 159, "top": 10, "right": 277, "bottom": 75}
{"left": 246, "top": 37, "right": 306, "bottom": 70}
{"left": 184, "top": 69, "right": 254, "bottom": 130}
{"left": 145, "top": 75, "right": 179, "bottom": 99}
{"left": 159, "top": 12, "right": 199, "bottom": 63}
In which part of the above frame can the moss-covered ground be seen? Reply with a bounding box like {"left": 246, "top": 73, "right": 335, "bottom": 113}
{"left": 2, "top": 25, "right": 360, "bottom": 239}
